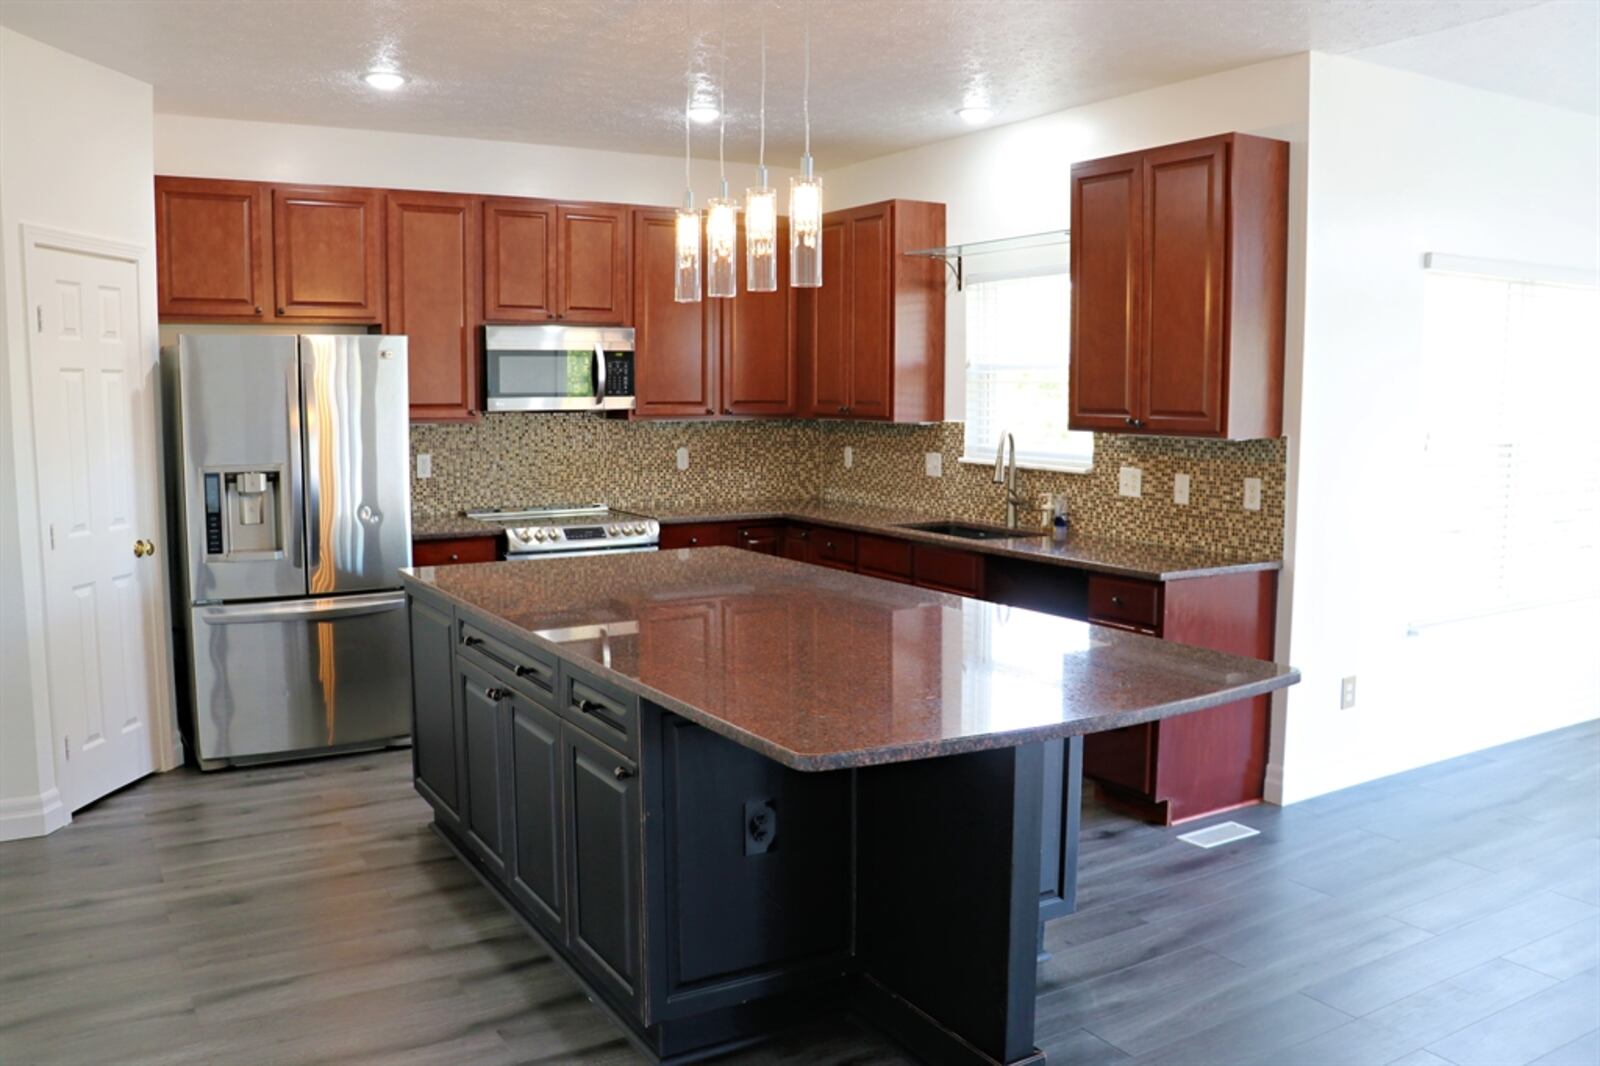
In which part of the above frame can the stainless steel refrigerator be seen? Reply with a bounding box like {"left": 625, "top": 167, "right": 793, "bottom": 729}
{"left": 163, "top": 334, "right": 413, "bottom": 769}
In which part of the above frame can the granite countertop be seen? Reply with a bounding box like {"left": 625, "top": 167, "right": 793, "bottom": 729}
{"left": 625, "top": 499, "right": 1281, "bottom": 581}
{"left": 403, "top": 549, "right": 1299, "bottom": 772}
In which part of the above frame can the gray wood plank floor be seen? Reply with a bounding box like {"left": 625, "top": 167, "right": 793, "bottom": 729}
{"left": 3, "top": 721, "right": 1596, "bottom": 1065}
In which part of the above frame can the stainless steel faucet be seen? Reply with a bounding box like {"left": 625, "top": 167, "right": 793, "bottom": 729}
{"left": 992, "top": 432, "right": 1028, "bottom": 529}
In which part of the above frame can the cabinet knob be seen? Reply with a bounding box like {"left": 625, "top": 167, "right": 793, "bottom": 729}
{"left": 448, "top": 553, "right": 460, "bottom": 562}
{"left": 688, "top": 536, "right": 698, "bottom": 545}
{"left": 612, "top": 765, "right": 634, "bottom": 780}
{"left": 1111, "top": 595, "right": 1124, "bottom": 607}
{"left": 837, "top": 405, "right": 847, "bottom": 414}
{"left": 484, "top": 686, "right": 509, "bottom": 701}
{"left": 277, "top": 307, "right": 285, "bottom": 315}
{"left": 825, "top": 541, "right": 835, "bottom": 550}
{"left": 253, "top": 305, "right": 263, "bottom": 315}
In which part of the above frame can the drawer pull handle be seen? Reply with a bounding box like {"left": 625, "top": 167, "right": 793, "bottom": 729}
{"left": 485, "top": 686, "right": 509, "bottom": 701}
{"left": 463, "top": 636, "right": 484, "bottom": 647}
{"left": 574, "top": 698, "right": 605, "bottom": 717}
{"left": 612, "top": 766, "right": 634, "bottom": 780}
{"left": 515, "top": 664, "right": 547, "bottom": 682}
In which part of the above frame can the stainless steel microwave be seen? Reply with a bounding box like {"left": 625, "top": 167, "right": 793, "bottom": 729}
{"left": 484, "top": 325, "right": 636, "bottom": 412}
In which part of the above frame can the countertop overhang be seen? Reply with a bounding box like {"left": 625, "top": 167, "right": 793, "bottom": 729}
{"left": 403, "top": 549, "right": 1298, "bottom": 772}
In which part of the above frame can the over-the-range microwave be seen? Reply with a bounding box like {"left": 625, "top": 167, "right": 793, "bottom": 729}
{"left": 484, "top": 325, "right": 636, "bottom": 412}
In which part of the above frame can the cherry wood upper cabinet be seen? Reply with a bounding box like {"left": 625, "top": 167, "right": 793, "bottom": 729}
{"left": 483, "top": 198, "right": 558, "bottom": 322}
{"left": 801, "top": 200, "right": 945, "bottom": 423}
{"left": 271, "top": 184, "right": 385, "bottom": 320}
{"left": 155, "top": 177, "right": 271, "bottom": 319}
{"left": 557, "top": 204, "right": 630, "bottom": 324}
{"left": 721, "top": 218, "right": 797, "bottom": 416}
{"left": 631, "top": 208, "right": 716, "bottom": 418}
{"left": 1069, "top": 133, "right": 1287, "bottom": 440}
{"left": 386, "top": 190, "right": 481, "bottom": 422}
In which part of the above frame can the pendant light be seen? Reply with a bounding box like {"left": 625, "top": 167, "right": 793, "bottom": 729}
{"left": 744, "top": 24, "right": 778, "bottom": 292}
{"left": 789, "top": 8, "right": 823, "bottom": 288}
{"left": 705, "top": 12, "right": 737, "bottom": 299}
{"left": 674, "top": 19, "right": 701, "bottom": 303}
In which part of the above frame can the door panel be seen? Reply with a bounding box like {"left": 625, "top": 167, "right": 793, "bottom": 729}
{"left": 484, "top": 198, "right": 558, "bottom": 322}
{"left": 409, "top": 595, "right": 460, "bottom": 825}
{"left": 459, "top": 661, "right": 510, "bottom": 878}
{"left": 722, "top": 219, "right": 796, "bottom": 415}
{"left": 386, "top": 192, "right": 480, "bottom": 421}
{"left": 190, "top": 592, "right": 410, "bottom": 763}
{"left": 1069, "top": 155, "right": 1143, "bottom": 430}
{"left": 272, "top": 184, "right": 385, "bottom": 320}
{"left": 510, "top": 695, "right": 565, "bottom": 936}
{"left": 29, "top": 242, "right": 161, "bottom": 812}
{"left": 155, "top": 177, "right": 269, "bottom": 318}
{"left": 565, "top": 727, "right": 641, "bottom": 1007}
{"left": 1141, "top": 140, "right": 1227, "bottom": 435}
{"left": 632, "top": 209, "right": 715, "bottom": 417}
{"left": 846, "top": 207, "right": 892, "bottom": 419}
{"left": 300, "top": 336, "right": 412, "bottom": 593}
{"left": 806, "top": 216, "right": 850, "bottom": 416}
{"left": 558, "top": 205, "right": 629, "bottom": 323}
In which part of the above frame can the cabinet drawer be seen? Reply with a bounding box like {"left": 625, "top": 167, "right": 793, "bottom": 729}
{"left": 856, "top": 534, "right": 912, "bottom": 582}
{"left": 913, "top": 543, "right": 984, "bottom": 597}
{"left": 1087, "top": 575, "right": 1162, "bottom": 630}
{"left": 560, "top": 664, "right": 638, "bottom": 757}
{"left": 413, "top": 535, "right": 499, "bottom": 566}
{"left": 459, "top": 619, "right": 558, "bottom": 706}
{"left": 659, "top": 522, "right": 731, "bottom": 550}
{"left": 813, "top": 528, "right": 857, "bottom": 569}
{"left": 733, "top": 524, "right": 782, "bottom": 555}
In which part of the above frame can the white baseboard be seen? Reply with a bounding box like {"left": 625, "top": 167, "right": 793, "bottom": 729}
{"left": 1262, "top": 761, "right": 1287, "bottom": 806}
{"left": 0, "top": 788, "right": 71, "bottom": 841}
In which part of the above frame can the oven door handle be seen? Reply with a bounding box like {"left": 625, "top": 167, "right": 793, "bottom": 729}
{"left": 593, "top": 342, "right": 607, "bottom": 404}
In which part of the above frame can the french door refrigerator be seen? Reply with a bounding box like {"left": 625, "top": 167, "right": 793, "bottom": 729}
{"left": 164, "top": 334, "right": 413, "bottom": 769}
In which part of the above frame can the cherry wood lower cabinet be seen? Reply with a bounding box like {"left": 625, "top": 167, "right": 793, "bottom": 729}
{"left": 412, "top": 535, "right": 500, "bottom": 566}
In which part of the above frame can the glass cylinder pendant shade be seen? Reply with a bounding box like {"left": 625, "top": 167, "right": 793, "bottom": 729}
{"left": 744, "top": 186, "right": 778, "bottom": 292}
{"left": 789, "top": 173, "right": 823, "bottom": 288}
{"left": 705, "top": 197, "right": 738, "bottom": 298}
{"left": 674, "top": 208, "right": 702, "bottom": 303}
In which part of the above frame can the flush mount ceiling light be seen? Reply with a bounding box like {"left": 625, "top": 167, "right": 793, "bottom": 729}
{"left": 362, "top": 70, "right": 406, "bottom": 91}
{"left": 957, "top": 105, "right": 993, "bottom": 125}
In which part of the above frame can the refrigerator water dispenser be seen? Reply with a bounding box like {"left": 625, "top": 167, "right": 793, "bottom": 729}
{"left": 204, "top": 468, "right": 284, "bottom": 558}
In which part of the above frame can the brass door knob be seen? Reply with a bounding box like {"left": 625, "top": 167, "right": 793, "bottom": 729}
{"left": 133, "top": 538, "right": 155, "bottom": 558}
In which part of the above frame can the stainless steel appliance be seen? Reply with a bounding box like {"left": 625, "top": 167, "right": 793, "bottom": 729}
{"left": 484, "top": 325, "right": 636, "bottom": 412}
{"left": 467, "top": 504, "right": 660, "bottom": 559}
{"left": 163, "top": 334, "right": 413, "bottom": 769}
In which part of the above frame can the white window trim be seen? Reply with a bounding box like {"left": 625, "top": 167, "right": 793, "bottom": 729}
{"left": 955, "top": 455, "right": 1094, "bottom": 475}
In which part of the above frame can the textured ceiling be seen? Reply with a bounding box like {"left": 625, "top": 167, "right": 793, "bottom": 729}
{"left": 0, "top": 0, "right": 1584, "bottom": 166}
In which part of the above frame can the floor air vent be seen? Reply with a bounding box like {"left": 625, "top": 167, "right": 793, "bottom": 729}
{"left": 1177, "top": 821, "right": 1260, "bottom": 849}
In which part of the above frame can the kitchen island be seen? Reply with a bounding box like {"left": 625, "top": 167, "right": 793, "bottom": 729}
{"left": 402, "top": 549, "right": 1298, "bottom": 1064}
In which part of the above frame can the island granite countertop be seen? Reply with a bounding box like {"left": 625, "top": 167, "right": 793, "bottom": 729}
{"left": 402, "top": 548, "right": 1298, "bottom": 771}
{"left": 625, "top": 499, "right": 1281, "bottom": 581}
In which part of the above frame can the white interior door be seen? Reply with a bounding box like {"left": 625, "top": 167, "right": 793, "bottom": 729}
{"left": 26, "top": 237, "right": 161, "bottom": 811}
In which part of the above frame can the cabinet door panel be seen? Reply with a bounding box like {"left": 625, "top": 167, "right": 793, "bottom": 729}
{"left": 1069, "top": 156, "right": 1142, "bottom": 430}
{"left": 564, "top": 728, "right": 641, "bottom": 1007}
{"left": 156, "top": 177, "right": 270, "bottom": 318}
{"left": 1141, "top": 140, "right": 1227, "bottom": 435}
{"left": 781, "top": 524, "right": 815, "bottom": 564}
{"left": 459, "top": 662, "right": 509, "bottom": 879}
{"left": 409, "top": 596, "right": 460, "bottom": 828}
{"left": 559, "top": 204, "right": 629, "bottom": 323}
{"left": 632, "top": 209, "right": 715, "bottom": 417}
{"left": 722, "top": 219, "right": 796, "bottom": 415}
{"left": 484, "top": 198, "right": 557, "bottom": 322}
{"left": 510, "top": 696, "right": 565, "bottom": 936}
{"left": 846, "top": 207, "right": 893, "bottom": 419}
{"left": 806, "top": 217, "right": 850, "bottom": 417}
{"left": 272, "top": 184, "right": 384, "bottom": 320}
{"left": 387, "top": 191, "right": 480, "bottom": 421}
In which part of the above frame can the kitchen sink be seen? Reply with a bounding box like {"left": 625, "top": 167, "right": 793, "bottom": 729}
{"left": 895, "top": 521, "right": 1047, "bottom": 541}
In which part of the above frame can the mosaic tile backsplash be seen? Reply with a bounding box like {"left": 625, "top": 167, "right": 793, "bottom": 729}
{"left": 411, "top": 416, "right": 1286, "bottom": 559}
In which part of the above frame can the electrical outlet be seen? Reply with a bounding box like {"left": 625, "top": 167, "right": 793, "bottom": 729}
{"left": 924, "top": 452, "right": 943, "bottom": 478}
{"left": 1243, "top": 477, "right": 1262, "bottom": 511}
{"left": 1118, "top": 465, "right": 1142, "bottom": 498}
{"left": 675, "top": 446, "right": 690, "bottom": 471}
{"left": 415, "top": 453, "right": 432, "bottom": 480}
{"left": 843, "top": 446, "right": 854, "bottom": 469}
{"left": 1173, "top": 472, "right": 1191, "bottom": 506}
{"left": 1341, "top": 676, "right": 1357, "bottom": 709}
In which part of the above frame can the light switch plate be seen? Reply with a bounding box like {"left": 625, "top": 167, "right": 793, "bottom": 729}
{"left": 1173, "top": 472, "right": 1191, "bottom": 505}
{"left": 1118, "top": 466, "right": 1142, "bottom": 498}
{"left": 415, "top": 453, "right": 432, "bottom": 480}
{"left": 1243, "top": 477, "right": 1262, "bottom": 511}
{"left": 675, "top": 446, "right": 690, "bottom": 471}
{"left": 844, "top": 446, "right": 854, "bottom": 469}
{"left": 925, "top": 452, "right": 943, "bottom": 478}
{"left": 1341, "top": 676, "right": 1357, "bottom": 709}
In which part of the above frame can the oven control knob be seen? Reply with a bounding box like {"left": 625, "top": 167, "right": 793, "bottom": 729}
{"left": 534, "top": 528, "right": 549, "bottom": 542}
{"left": 607, "top": 525, "right": 619, "bottom": 535}
{"left": 631, "top": 524, "right": 644, "bottom": 535}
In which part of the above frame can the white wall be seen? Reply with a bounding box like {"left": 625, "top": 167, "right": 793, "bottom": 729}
{"left": 825, "top": 54, "right": 1312, "bottom": 418}
{"left": 0, "top": 27, "right": 162, "bottom": 838}
{"left": 155, "top": 114, "right": 796, "bottom": 208}
{"left": 1274, "top": 54, "right": 1600, "bottom": 802}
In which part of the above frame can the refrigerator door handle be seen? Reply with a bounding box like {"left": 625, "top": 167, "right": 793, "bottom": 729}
{"left": 199, "top": 591, "right": 406, "bottom": 626}
{"left": 287, "top": 354, "right": 306, "bottom": 571}
{"left": 301, "top": 343, "right": 322, "bottom": 578}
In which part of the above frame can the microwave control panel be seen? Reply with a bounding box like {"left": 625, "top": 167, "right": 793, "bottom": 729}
{"left": 604, "top": 354, "right": 634, "bottom": 397}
